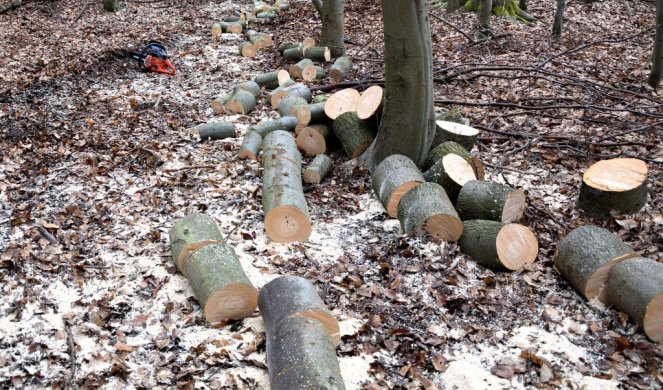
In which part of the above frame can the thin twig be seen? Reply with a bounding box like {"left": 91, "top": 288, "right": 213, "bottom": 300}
{"left": 63, "top": 320, "right": 77, "bottom": 389}
{"left": 597, "top": 121, "right": 663, "bottom": 142}
{"left": 163, "top": 164, "right": 217, "bottom": 172}
{"left": 37, "top": 225, "right": 58, "bottom": 245}
{"left": 430, "top": 13, "right": 474, "bottom": 43}
{"left": 72, "top": 1, "right": 95, "bottom": 24}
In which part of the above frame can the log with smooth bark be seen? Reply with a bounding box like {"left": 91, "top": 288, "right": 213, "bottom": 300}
{"left": 290, "top": 59, "right": 315, "bottom": 80}
{"left": 578, "top": 158, "right": 648, "bottom": 218}
{"left": 277, "top": 95, "right": 308, "bottom": 118}
{"left": 422, "top": 141, "right": 485, "bottom": 179}
{"left": 238, "top": 131, "right": 263, "bottom": 160}
{"left": 324, "top": 88, "right": 360, "bottom": 119}
{"left": 265, "top": 316, "right": 345, "bottom": 390}
{"left": 254, "top": 69, "right": 290, "bottom": 89}
{"left": 239, "top": 41, "right": 257, "bottom": 57}
{"left": 372, "top": 154, "right": 425, "bottom": 218}
{"left": 210, "top": 92, "right": 233, "bottom": 114}
{"left": 432, "top": 120, "right": 480, "bottom": 151}
{"left": 312, "top": 65, "right": 327, "bottom": 80}
{"left": 554, "top": 225, "right": 637, "bottom": 302}
{"left": 329, "top": 56, "right": 352, "bottom": 80}
{"left": 225, "top": 90, "right": 257, "bottom": 115}
{"left": 184, "top": 243, "right": 258, "bottom": 323}
{"left": 297, "top": 102, "right": 327, "bottom": 129}
{"left": 456, "top": 180, "right": 526, "bottom": 223}
{"left": 304, "top": 46, "right": 332, "bottom": 62}
{"left": 317, "top": 0, "right": 345, "bottom": 57}
{"left": 270, "top": 83, "right": 312, "bottom": 109}
{"left": 221, "top": 21, "right": 246, "bottom": 34}
{"left": 169, "top": 213, "right": 225, "bottom": 273}
{"left": 297, "top": 124, "right": 334, "bottom": 156}
{"left": 356, "top": 85, "right": 383, "bottom": 120}
{"left": 246, "top": 30, "right": 272, "bottom": 48}
{"left": 397, "top": 182, "right": 463, "bottom": 241}
{"left": 459, "top": 220, "right": 538, "bottom": 271}
{"left": 333, "top": 111, "right": 375, "bottom": 158}
{"left": 283, "top": 46, "right": 305, "bottom": 61}
{"left": 258, "top": 275, "right": 340, "bottom": 345}
{"left": 233, "top": 80, "right": 262, "bottom": 97}
{"left": 251, "top": 116, "right": 299, "bottom": 137}
{"left": 302, "top": 37, "right": 317, "bottom": 50}
{"left": 267, "top": 79, "right": 297, "bottom": 106}
{"left": 278, "top": 41, "right": 300, "bottom": 55}
{"left": 303, "top": 154, "right": 332, "bottom": 184}
{"left": 195, "top": 122, "right": 237, "bottom": 141}
{"left": 606, "top": 257, "right": 663, "bottom": 343}
{"left": 423, "top": 153, "right": 477, "bottom": 203}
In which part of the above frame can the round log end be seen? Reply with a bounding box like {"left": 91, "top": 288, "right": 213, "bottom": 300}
{"left": 645, "top": 292, "right": 663, "bottom": 343}
{"left": 271, "top": 91, "right": 289, "bottom": 109}
{"left": 324, "top": 88, "right": 360, "bottom": 120}
{"left": 295, "top": 311, "right": 341, "bottom": 347}
{"left": 277, "top": 69, "right": 292, "bottom": 85}
{"left": 356, "top": 85, "right": 383, "bottom": 120}
{"left": 502, "top": 189, "right": 526, "bottom": 223}
{"left": 205, "top": 283, "right": 258, "bottom": 323}
{"left": 265, "top": 205, "right": 312, "bottom": 243}
{"left": 585, "top": 252, "right": 639, "bottom": 302}
{"left": 301, "top": 65, "right": 317, "bottom": 81}
{"left": 387, "top": 181, "right": 421, "bottom": 218}
{"left": 210, "top": 99, "right": 226, "bottom": 114}
{"left": 444, "top": 154, "right": 476, "bottom": 187}
{"left": 425, "top": 214, "right": 463, "bottom": 242}
{"left": 496, "top": 224, "right": 538, "bottom": 270}
{"left": 296, "top": 128, "right": 326, "bottom": 156}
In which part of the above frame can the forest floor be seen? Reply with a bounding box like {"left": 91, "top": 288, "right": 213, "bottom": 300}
{"left": 0, "top": 0, "right": 662, "bottom": 389}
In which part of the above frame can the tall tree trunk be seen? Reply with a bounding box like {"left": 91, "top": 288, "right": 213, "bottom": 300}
{"left": 447, "top": 0, "right": 463, "bottom": 13}
{"left": 649, "top": 0, "right": 663, "bottom": 88}
{"left": 519, "top": 0, "right": 528, "bottom": 11}
{"left": 479, "top": 0, "right": 493, "bottom": 36}
{"left": 318, "top": 0, "right": 345, "bottom": 57}
{"left": 552, "top": 0, "right": 565, "bottom": 37}
{"left": 361, "top": 0, "right": 435, "bottom": 170}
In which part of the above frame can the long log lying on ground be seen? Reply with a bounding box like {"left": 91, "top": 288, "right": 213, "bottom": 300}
{"left": 459, "top": 220, "right": 538, "bottom": 271}
{"left": 277, "top": 95, "right": 308, "bottom": 118}
{"left": 169, "top": 213, "right": 225, "bottom": 273}
{"left": 254, "top": 69, "right": 290, "bottom": 89}
{"left": 332, "top": 111, "right": 375, "bottom": 158}
{"left": 456, "top": 180, "right": 526, "bottom": 223}
{"left": 356, "top": 85, "right": 383, "bottom": 120}
{"left": 251, "top": 116, "right": 299, "bottom": 137}
{"left": 303, "top": 154, "right": 332, "bottom": 184}
{"left": 423, "top": 153, "right": 477, "bottom": 203}
{"left": 325, "top": 88, "right": 360, "bottom": 119}
{"left": 329, "top": 56, "right": 352, "bottom": 80}
{"left": 258, "top": 275, "right": 340, "bottom": 345}
{"left": 432, "top": 120, "right": 480, "bottom": 151}
{"left": 195, "top": 122, "right": 236, "bottom": 141}
{"left": 607, "top": 257, "right": 663, "bottom": 343}
{"left": 238, "top": 131, "right": 263, "bottom": 160}
{"left": 296, "top": 102, "right": 327, "bottom": 131}
{"left": 397, "top": 182, "right": 463, "bottom": 242}
{"left": 554, "top": 225, "right": 638, "bottom": 302}
{"left": 372, "top": 154, "right": 425, "bottom": 218}
{"left": 270, "top": 83, "right": 312, "bottom": 109}
{"left": 266, "top": 316, "right": 345, "bottom": 390}
{"left": 578, "top": 158, "right": 648, "bottom": 218}
{"left": 290, "top": 58, "right": 315, "bottom": 80}
{"left": 297, "top": 124, "right": 334, "bottom": 156}
{"left": 262, "top": 131, "right": 311, "bottom": 242}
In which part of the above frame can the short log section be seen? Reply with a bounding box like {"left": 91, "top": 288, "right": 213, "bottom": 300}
{"left": 397, "top": 182, "right": 463, "bottom": 242}
{"left": 225, "top": 90, "right": 257, "bottom": 115}
{"left": 239, "top": 41, "right": 257, "bottom": 57}
{"left": 252, "top": 116, "right": 298, "bottom": 137}
{"left": 372, "top": 154, "right": 425, "bottom": 218}
{"left": 169, "top": 213, "right": 224, "bottom": 273}
{"left": 459, "top": 220, "right": 538, "bottom": 271}
{"left": 195, "top": 122, "right": 236, "bottom": 141}
{"left": 296, "top": 102, "right": 327, "bottom": 129}
{"left": 423, "top": 153, "right": 477, "bottom": 203}
{"left": 324, "top": 88, "right": 360, "bottom": 120}
{"left": 270, "top": 83, "right": 312, "bottom": 109}
{"left": 433, "top": 120, "right": 480, "bottom": 151}
{"left": 254, "top": 69, "right": 290, "bottom": 89}
{"left": 303, "top": 154, "right": 332, "bottom": 184}
{"left": 332, "top": 111, "right": 375, "bottom": 158}
{"left": 238, "top": 131, "right": 263, "bottom": 160}
{"left": 297, "top": 124, "right": 334, "bottom": 156}
{"left": 554, "top": 225, "right": 638, "bottom": 302}
{"left": 277, "top": 95, "right": 308, "bottom": 118}
{"left": 578, "top": 158, "right": 648, "bottom": 217}
{"left": 607, "top": 257, "right": 663, "bottom": 343}
{"left": 456, "top": 180, "right": 526, "bottom": 223}
{"left": 329, "top": 56, "right": 352, "bottom": 80}
{"left": 422, "top": 141, "right": 485, "bottom": 178}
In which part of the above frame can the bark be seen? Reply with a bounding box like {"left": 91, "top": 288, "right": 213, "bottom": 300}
{"left": 459, "top": 220, "right": 538, "bottom": 271}
{"left": 297, "top": 102, "right": 328, "bottom": 128}
{"left": 284, "top": 46, "right": 305, "bottom": 61}
{"left": 361, "top": 0, "right": 435, "bottom": 170}
{"left": 479, "top": 0, "right": 493, "bottom": 35}
{"left": 238, "top": 131, "right": 263, "bottom": 160}
{"left": 290, "top": 59, "right": 315, "bottom": 80}
{"left": 225, "top": 90, "right": 257, "bottom": 115}
{"left": 455, "top": 180, "right": 526, "bottom": 223}
{"left": 461, "top": 0, "right": 535, "bottom": 23}
{"left": 278, "top": 96, "right": 308, "bottom": 118}
{"left": 318, "top": 0, "right": 346, "bottom": 57}
{"left": 423, "top": 153, "right": 476, "bottom": 203}
{"left": 271, "top": 83, "right": 312, "bottom": 109}
{"left": 305, "top": 46, "right": 332, "bottom": 62}
{"left": 372, "top": 154, "right": 425, "bottom": 218}
{"left": 303, "top": 154, "right": 333, "bottom": 184}
{"left": 267, "top": 79, "right": 297, "bottom": 106}
{"left": 519, "top": 0, "right": 528, "bottom": 11}
{"left": 432, "top": 121, "right": 479, "bottom": 151}
{"left": 422, "top": 141, "right": 469, "bottom": 171}
{"left": 329, "top": 56, "right": 352, "bottom": 80}
{"left": 397, "top": 182, "right": 463, "bottom": 242}
{"left": 332, "top": 111, "right": 375, "bottom": 158}
{"left": 195, "top": 122, "right": 236, "bottom": 141}
{"left": 103, "top": 0, "right": 119, "bottom": 12}
{"left": 211, "top": 92, "right": 233, "bottom": 114}
{"left": 251, "top": 116, "right": 299, "bottom": 137}
{"left": 648, "top": 0, "right": 663, "bottom": 88}
{"left": 169, "top": 213, "right": 224, "bottom": 273}
{"left": 278, "top": 42, "right": 300, "bottom": 55}
{"left": 552, "top": 0, "right": 565, "bottom": 37}
{"left": 233, "top": 81, "right": 261, "bottom": 97}
{"left": 254, "top": 70, "right": 289, "bottom": 89}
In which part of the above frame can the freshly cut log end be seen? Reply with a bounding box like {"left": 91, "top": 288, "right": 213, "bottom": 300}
{"left": 258, "top": 275, "right": 340, "bottom": 346}
{"left": 302, "top": 37, "right": 317, "bottom": 50}
{"left": 210, "top": 92, "right": 233, "bottom": 114}
{"left": 239, "top": 41, "right": 257, "bottom": 57}
{"left": 254, "top": 69, "right": 288, "bottom": 90}
{"left": 296, "top": 102, "right": 327, "bottom": 128}
{"left": 607, "top": 257, "right": 663, "bottom": 343}
{"left": 434, "top": 120, "right": 480, "bottom": 151}
{"left": 304, "top": 46, "right": 332, "bottom": 62}
{"left": 301, "top": 65, "right": 319, "bottom": 81}
{"left": 195, "top": 122, "right": 237, "bottom": 141}
{"left": 290, "top": 58, "right": 314, "bottom": 80}
{"left": 278, "top": 41, "right": 300, "bottom": 55}
{"left": 264, "top": 203, "right": 312, "bottom": 243}
{"left": 578, "top": 158, "right": 648, "bottom": 218}
{"left": 225, "top": 90, "right": 257, "bottom": 115}
{"left": 325, "top": 88, "right": 360, "bottom": 120}
{"left": 233, "top": 80, "right": 261, "bottom": 97}
{"left": 456, "top": 180, "right": 527, "bottom": 223}
{"left": 422, "top": 141, "right": 469, "bottom": 171}
{"left": 423, "top": 153, "right": 476, "bottom": 203}
{"left": 329, "top": 56, "right": 352, "bottom": 80}
{"left": 303, "top": 154, "right": 332, "bottom": 184}
{"left": 554, "top": 225, "right": 637, "bottom": 302}
{"left": 297, "top": 124, "right": 332, "bottom": 156}
{"left": 356, "top": 85, "right": 383, "bottom": 120}
{"left": 169, "top": 213, "right": 224, "bottom": 273}
{"left": 397, "top": 182, "right": 463, "bottom": 242}
{"left": 212, "top": 23, "right": 222, "bottom": 37}
{"left": 184, "top": 243, "right": 258, "bottom": 323}
{"left": 459, "top": 220, "right": 538, "bottom": 271}
{"left": 332, "top": 111, "right": 375, "bottom": 158}
{"left": 372, "top": 154, "right": 425, "bottom": 218}
{"left": 238, "top": 131, "right": 263, "bottom": 160}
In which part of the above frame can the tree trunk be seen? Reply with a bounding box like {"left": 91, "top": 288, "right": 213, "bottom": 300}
{"left": 361, "top": 0, "right": 435, "bottom": 170}
{"left": 648, "top": 0, "right": 663, "bottom": 88}
{"left": 103, "top": 0, "right": 120, "bottom": 12}
{"left": 478, "top": 0, "right": 493, "bottom": 35}
{"left": 552, "top": 0, "right": 565, "bottom": 37}
{"left": 519, "top": 0, "right": 528, "bottom": 11}
{"left": 318, "top": 0, "right": 345, "bottom": 57}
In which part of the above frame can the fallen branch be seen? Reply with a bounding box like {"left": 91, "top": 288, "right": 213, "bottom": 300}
{"left": 37, "top": 225, "right": 58, "bottom": 245}
{"left": 0, "top": 0, "right": 28, "bottom": 15}
{"left": 164, "top": 164, "right": 217, "bottom": 172}
{"left": 430, "top": 13, "right": 474, "bottom": 44}
{"left": 64, "top": 320, "right": 77, "bottom": 388}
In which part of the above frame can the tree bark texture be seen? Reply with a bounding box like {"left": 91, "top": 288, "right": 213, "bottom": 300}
{"left": 552, "top": 0, "right": 565, "bottom": 37}
{"left": 479, "top": 0, "right": 493, "bottom": 34}
{"left": 397, "top": 182, "right": 463, "bottom": 242}
{"left": 649, "top": 0, "right": 663, "bottom": 88}
{"left": 372, "top": 154, "right": 425, "bottom": 218}
{"left": 169, "top": 213, "right": 224, "bottom": 273}
{"left": 318, "top": 0, "right": 346, "bottom": 57}
{"left": 304, "top": 154, "right": 333, "bottom": 184}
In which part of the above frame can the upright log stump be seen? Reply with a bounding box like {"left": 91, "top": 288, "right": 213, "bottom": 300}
{"left": 397, "top": 182, "right": 463, "bottom": 242}
{"left": 423, "top": 153, "right": 477, "bottom": 203}
{"left": 372, "top": 154, "right": 425, "bottom": 218}
{"left": 578, "top": 158, "right": 648, "bottom": 217}
{"left": 459, "top": 220, "right": 538, "bottom": 271}
{"left": 325, "top": 88, "right": 360, "bottom": 120}
{"left": 332, "top": 111, "right": 375, "bottom": 158}
{"left": 607, "top": 257, "right": 663, "bottom": 343}
{"left": 456, "top": 180, "right": 526, "bottom": 223}
{"left": 554, "top": 225, "right": 637, "bottom": 302}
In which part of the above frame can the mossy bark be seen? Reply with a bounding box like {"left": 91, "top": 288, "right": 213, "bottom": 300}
{"left": 333, "top": 111, "right": 375, "bottom": 158}
{"left": 461, "top": 0, "right": 535, "bottom": 23}
{"left": 578, "top": 181, "right": 648, "bottom": 218}
{"left": 169, "top": 213, "right": 224, "bottom": 273}
{"left": 455, "top": 180, "right": 526, "bottom": 223}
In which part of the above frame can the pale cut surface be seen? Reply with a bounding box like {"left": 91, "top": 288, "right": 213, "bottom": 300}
{"left": 301, "top": 66, "right": 317, "bottom": 81}
{"left": 436, "top": 120, "right": 480, "bottom": 136}
{"left": 205, "top": 284, "right": 259, "bottom": 323}
{"left": 496, "top": 224, "right": 538, "bottom": 271}
{"left": 240, "top": 44, "right": 256, "bottom": 57}
{"left": 356, "top": 85, "right": 383, "bottom": 120}
{"left": 443, "top": 154, "right": 476, "bottom": 186}
{"left": 644, "top": 291, "right": 663, "bottom": 343}
{"left": 177, "top": 240, "right": 220, "bottom": 272}
{"left": 296, "top": 106, "right": 311, "bottom": 125}
{"left": 294, "top": 310, "right": 341, "bottom": 346}
{"left": 503, "top": 189, "right": 527, "bottom": 223}
{"left": 296, "top": 128, "right": 325, "bottom": 156}
{"left": 424, "top": 215, "right": 463, "bottom": 242}
{"left": 324, "top": 88, "right": 360, "bottom": 119}
{"left": 265, "top": 205, "right": 312, "bottom": 243}
{"left": 302, "top": 37, "right": 316, "bottom": 49}
{"left": 277, "top": 69, "right": 291, "bottom": 85}
{"left": 586, "top": 252, "right": 639, "bottom": 302}
{"left": 270, "top": 91, "right": 289, "bottom": 110}
{"left": 387, "top": 181, "right": 420, "bottom": 217}
{"left": 583, "top": 158, "right": 648, "bottom": 191}
{"left": 225, "top": 101, "right": 245, "bottom": 114}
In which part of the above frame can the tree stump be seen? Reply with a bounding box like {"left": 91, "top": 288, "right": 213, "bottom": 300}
{"left": 332, "top": 111, "right": 375, "bottom": 158}
{"left": 459, "top": 220, "right": 538, "bottom": 271}
{"left": 578, "top": 158, "right": 648, "bottom": 217}
{"left": 324, "top": 88, "right": 360, "bottom": 119}
{"left": 195, "top": 122, "right": 236, "bottom": 141}
{"left": 607, "top": 257, "right": 663, "bottom": 343}
{"left": 433, "top": 120, "right": 480, "bottom": 151}
{"left": 423, "top": 153, "right": 476, "bottom": 203}
{"left": 554, "top": 225, "right": 637, "bottom": 302}
{"left": 297, "top": 124, "right": 334, "bottom": 156}
{"left": 372, "top": 154, "right": 425, "bottom": 218}
{"left": 238, "top": 131, "right": 263, "bottom": 160}
{"left": 456, "top": 180, "right": 526, "bottom": 223}
{"left": 397, "top": 182, "right": 463, "bottom": 241}
{"left": 169, "top": 213, "right": 224, "bottom": 273}
{"left": 303, "top": 154, "right": 332, "bottom": 184}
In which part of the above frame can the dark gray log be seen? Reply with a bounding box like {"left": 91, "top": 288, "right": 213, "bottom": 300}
{"left": 195, "top": 122, "right": 237, "bottom": 141}
{"left": 372, "top": 154, "right": 425, "bottom": 218}
{"left": 456, "top": 180, "right": 526, "bottom": 223}
{"left": 397, "top": 182, "right": 462, "bottom": 241}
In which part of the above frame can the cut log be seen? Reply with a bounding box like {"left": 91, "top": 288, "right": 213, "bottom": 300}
{"left": 397, "top": 182, "right": 463, "bottom": 241}
{"left": 297, "top": 124, "right": 334, "bottom": 156}
{"left": 195, "top": 122, "right": 236, "bottom": 141}
{"left": 372, "top": 154, "right": 425, "bottom": 218}
{"left": 329, "top": 56, "right": 352, "bottom": 80}
{"left": 356, "top": 85, "right": 383, "bottom": 120}
{"left": 607, "top": 257, "right": 663, "bottom": 343}
{"left": 433, "top": 120, "right": 480, "bottom": 151}
{"left": 459, "top": 220, "right": 538, "bottom": 271}
{"left": 212, "top": 23, "right": 222, "bottom": 37}
{"left": 262, "top": 131, "right": 311, "bottom": 242}
{"left": 238, "top": 131, "right": 263, "bottom": 160}
{"left": 303, "top": 154, "right": 332, "bottom": 184}
{"left": 423, "top": 153, "right": 476, "bottom": 203}
{"left": 289, "top": 58, "right": 315, "bottom": 80}
{"left": 554, "top": 225, "right": 638, "bottom": 302}
{"left": 277, "top": 95, "right": 308, "bottom": 118}
{"left": 251, "top": 116, "right": 299, "bottom": 137}
{"left": 233, "top": 80, "right": 261, "bottom": 97}
{"left": 302, "top": 37, "right": 317, "bottom": 50}
{"left": 238, "top": 41, "right": 257, "bottom": 57}
{"left": 221, "top": 21, "right": 245, "bottom": 34}
{"left": 304, "top": 46, "right": 332, "bottom": 62}
{"left": 325, "top": 88, "right": 360, "bottom": 120}
{"left": 246, "top": 30, "right": 272, "bottom": 48}
{"left": 267, "top": 79, "right": 297, "bottom": 106}
{"left": 266, "top": 316, "right": 345, "bottom": 390}
{"left": 184, "top": 243, "right": 258, "bottom": 323}
{"left": 578, "top": 158, "right": 648, "bottom": 218}
{"left": 169, "top": 213, "right": 224, "bottom": 273}
{"left": 332, "top": 111, "right": 375, "bottom": 158}
{"left": 254, "top": 69, "right": 290, "bottom": 89}
{"left": 312, "top": 95, "right": 329, "bottom": 104}
{"left": 283, "top": 46, "right": 305, "bottom": 61}
{"left": 225, "top": 90, "right": 257, "bottom": 115}
{"left": 270, "top": 83, "right": 312, "bottom": 109}
{"left": 278, "top": 41, "right": 300, "bottom": 55}
{"left": 423, "top": 141, "right": 485, "bottom": 180}
{"left": 296, "top": 102, "right": 327, "bottom": 129}
{"left": 258, "top": 275, "right": 340, "bottom": 345}
{"left": 210, "top": 92, "right": 233, "bottom": 114}
{"left": 311, "top": 65, "right": 327, "bottom": 81}
{"left": 456, "top": 180, "right": 526, "bottom": 223}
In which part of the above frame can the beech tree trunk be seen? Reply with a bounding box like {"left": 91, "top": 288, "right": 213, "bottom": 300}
{"left": 479, "top": 0, "right": 493, "bottom": 35}
{"left": 317, "top": 0, "right": 345, "bottom": 57}
{"left": 552, "top": 0, "right": 565, "bottom": 37}
{"left": 103, "top": 0, "right": 119, "bottom": 12}
{"left": 648, "top": 0, "right": 663, "bottom": 88}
